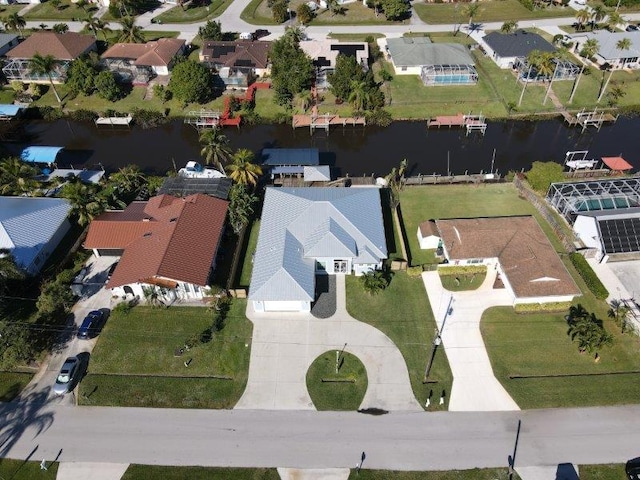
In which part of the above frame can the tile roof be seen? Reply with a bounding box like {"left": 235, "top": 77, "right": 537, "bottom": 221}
{"left": 436, "top": 216, "right": 580, "bottom": 299}
{"left": 483, "top": 30, "right": 555, "bottom": 58}
{"left": 102, "top": 38, "right": 185, "bottom": 67}
{"left": 249, "top": 187, "right": 387, "bottom": 302}
{"left": 418, "top": 220, "right": 438, "bottom": 238}
{"left": 386, "top": 37, "right": 474, "bottom": 67}
{"left": 200, "top": 40, "right": 271, "bottom": 69}
{"left": 6, "top": 32, "right": 96, "bottom": 60}
{"left": 84, "top": 194, "right": 228, "bottom": 288}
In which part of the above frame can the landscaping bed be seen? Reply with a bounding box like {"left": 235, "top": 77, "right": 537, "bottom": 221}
{"left": 306, "top": 351, "right": 368, "bottom": 410}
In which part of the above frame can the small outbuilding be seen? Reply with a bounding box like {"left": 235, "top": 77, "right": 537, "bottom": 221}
{"left": 417, "top": 220, "right": 440, "bottom": 249}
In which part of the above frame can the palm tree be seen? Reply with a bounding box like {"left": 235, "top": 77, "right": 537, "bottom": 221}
{"left": 575, "top": 8, "right": 591, "bottom": 31}
{"left": 60, "top": 182, "right": 109, "bottom": 226}
{"left": 52, "top": 23, "right": 69, "bottom": 34}
{"left": 608, "top": 300, "right": 631, "bottom": 333}
{"left": 348, "top": 79, "right": 369, "bottom": 113}
{"left": 0, "top": 249, "right": 24, "bottom": 296}
{"left": 0, "top": 157, "right": 39, "bottom": 196}
{"left": 580, "top": 38, "right": 600, "bottom": 59}
{"left": 118, "top": 16, "right": 145, "bottom": 43}
{"left": 464, "top": 3, "right": 479, "bottom": 31}
{"left": 30, "top": 53, "right": 62, "bottom": 104}
{"left": 284, "top": 25, "right": 305, "bottom": 44}
{"left": 606, "top": 11, "right": 624, "bottom": 31}
{"left": 590, "top": 5, "right": 608, "bottom": 29}
{"left": 109, "top": 164, "right": 146, "bottom": 197}
{"left": 325, "top": 0, "right": 340, "bottom": 16}
{"left": 568, "top": 62, "right": 586, "bottom": 104}
{"left": 199, "top": 128, "right": 232, "bottom": 169}
{"left": 361, "top": 268, "right": 390, "bottom": 295}
{"left": 85, "top": 16, "right": 111, "bottom": 41}
{"left": 598, "top": 38, "right": 631, "bottom": 103}
{"left": 500, "top": 20, "right": 518, "bottom": 34}
{"left": 227, "top": 149, "right": 262, "bottom": 188}
{"left": 76, "top": 0, "right": 89, "bottom": 14}
{"left": 3, "top": 13, "right": 26, "bottom": 36}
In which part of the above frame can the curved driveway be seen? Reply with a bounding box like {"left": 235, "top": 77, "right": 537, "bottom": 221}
{"left": 236, "top": 275, "right": 421, "bottom": 411}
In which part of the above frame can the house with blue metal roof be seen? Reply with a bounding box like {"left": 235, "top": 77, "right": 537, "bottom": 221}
{"left": 0, "top": 197, "right": 72, "bottom": 275}
{"left": 249, "top": 187, "right": 387, "bottom": 313}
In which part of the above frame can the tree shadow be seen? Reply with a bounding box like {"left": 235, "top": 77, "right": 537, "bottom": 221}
{"left": 555, "top": 463, "right": 579, "bottom": 480}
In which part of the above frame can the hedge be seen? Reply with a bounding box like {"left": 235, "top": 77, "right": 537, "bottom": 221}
{"left": 438, "top": 265, "right": 487, "bottom": 276}
{"left": 514, "top": 301, "right": 573, "bottom": 314}
{"left": 569, "top": 253, "right": 609, "bottom": 300}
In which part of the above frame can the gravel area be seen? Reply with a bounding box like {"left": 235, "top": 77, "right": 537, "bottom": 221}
{"left": 311, "top": 275, "right": 336, "bottom": 319}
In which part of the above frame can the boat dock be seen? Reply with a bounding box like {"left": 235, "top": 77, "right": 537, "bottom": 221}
{"left": 563, "top": 108, "right": 618, "bottom": 131}
{"left": 95, "top": 114, "right": 133, "bottom": 127}
{"left": 292, "top": 114, "right": 366, "bottom": 134}
{"left": 427, "top": 113, "right": 487, "bottom": 135}
{"left": 184, "top": 110, "right": 222, "bottom": 128}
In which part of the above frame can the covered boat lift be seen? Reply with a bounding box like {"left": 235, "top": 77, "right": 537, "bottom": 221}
{"left": 21, "top": 146, "right": 64, "bottom": 165}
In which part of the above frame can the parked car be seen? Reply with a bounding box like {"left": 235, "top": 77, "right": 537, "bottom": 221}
{"left": 253, "top": 29, "right": 271, "bottom": 39}
{"left": 626, "top": 24, "right": 639, "bottom": 31}
{"left": 53, "top": 357, "right": 80, "bottom": 395}
{"left": 106, "top": 262, "right": 118, "bottom": 283}
{"left": 77, "top": 310, "right": 104, "bottom": 339}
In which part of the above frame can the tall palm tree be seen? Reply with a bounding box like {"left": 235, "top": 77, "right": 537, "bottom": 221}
{"left": 348, "top": 79, "right": 369, "bottom": 113}
{"left": 568, "top": 62, "right": 586, "bottom": 104}
{"left": 3, "top": 13, "right": 26, "bottom": 36}
{"left": 575, "top": 8, "right": 591, "bottom": 31}
{"left": 60, "top": 182, "right": 109, "bottom": 226}
{"left": 118, "top": 16, "right": 145, "bottom": 43}
{"left": 85, "top": 16, "right": 111, "bottom": 41}
{"left": 199, "top": 128, "right": 232, "bottom": 169}
{"left": 0, "top": 157, "right": 39, "bottom": 196}
{"left": 528, "top": 50, "right": 557, "bottom": 105}
{"left": 464, "top": 3, "right": 479, "bottom": 31}
{"left": 227, "top": 149, "right": 262, "bottom": 188}
{"left": 606, "top": 11, "right": 624, "bottom": 31}
{"left": 500, "top": 20, "right": 518, "bottom": 34}
{"left": 581, "top": 38, "right": 600, "bottom": 59}
{"left": 284, "top": 25, "right": 305, "bottom": 45}
{"left": 590, "top": 4, "right": 608, "bottom": 30}
{"left": 30, "top": 53, "right": 62, "bottom": 104}
{"left": 325, "top": 0, "right": 340, "bottom": 16}
{"left": 598, "top": 37, "right": 631, "bottom": 102}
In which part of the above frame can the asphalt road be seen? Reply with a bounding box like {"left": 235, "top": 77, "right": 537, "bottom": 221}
{"left": 2, "top": 404, "right": 640, "bottom": 470}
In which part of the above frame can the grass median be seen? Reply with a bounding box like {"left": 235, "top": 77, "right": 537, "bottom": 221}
{"left": 306, "top": 351, "right": 368, "bottom": 410}
{"left": 154, "top": 0, "right": 233, "bottom": 23}
{"left": 79, "top": 301, "right": 252, "bottom": 409}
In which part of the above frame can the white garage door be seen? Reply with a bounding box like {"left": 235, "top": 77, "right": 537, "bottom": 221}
{"left": 263, "top": 301, "right": 309, "bottom": 312}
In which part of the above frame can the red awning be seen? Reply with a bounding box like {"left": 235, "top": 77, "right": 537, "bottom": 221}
{"left": 602, "top": 156, "right": 633, "bottom": 171}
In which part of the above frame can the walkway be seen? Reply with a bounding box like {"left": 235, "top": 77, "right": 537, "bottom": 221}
{"left": 236, "top": 275, "right": 421, "bottom": 411}
{"left": 421, "top": 269, "right": 520, "bottom": 411}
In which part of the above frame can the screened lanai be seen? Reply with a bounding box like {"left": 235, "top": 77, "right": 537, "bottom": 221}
{"left": 514, "top": 57, "right": 581, "bottom": 82}
{"left": 420, "top": 64, "right": 478, "bottom": 85}
{"left": 2, "top": 59, "right": 69, "bottom": 83}
{"left": 547, "top": 178, "right": 640, "bottom": 223}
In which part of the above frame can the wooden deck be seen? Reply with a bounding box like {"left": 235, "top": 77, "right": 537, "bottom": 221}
{"left": 427, "top": 113, "right": 487, "bottom": 135}
{"left": 292, "top": 114, "right": 366, "bottom": 131}
{"left": 95, "top": 115, "right": 133, "bottom": 127}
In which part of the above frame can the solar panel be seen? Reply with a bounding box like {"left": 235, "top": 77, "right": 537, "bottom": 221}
{"left": 599, "top": 218, "right": 640, "bottom": 254}
{"left": 330, "top": 44, "right": 365, "bottom": 57}
{"left": 158, "top": 177, "right": 232, "bottom": 200}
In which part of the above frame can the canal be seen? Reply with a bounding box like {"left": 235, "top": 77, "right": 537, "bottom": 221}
{"left": 4, "top": 116, "right": 639, "bottom": 177}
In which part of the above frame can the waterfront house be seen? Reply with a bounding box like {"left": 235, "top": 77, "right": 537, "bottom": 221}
{"left": 199, "top": 40, "right": 271, "bottom": 89}
{"left": 384, "top": 37, "right": 477, "bottom": 85}
{"left": 0, "top": 197, "right": 71, "bottom": 275}
{"left": 84, "top": 193, "right": 228, "bottom": 303}
{"left": 249, "top": 187, "right": 387, "bottom": 313}
{"left": 0, "top": 33, "right": 19, "bottom": 58}
{"left": 569, "top": 31, "right": 640, "bottom": 69}
{"left": 101, "top": 38, "right": 186, "bottom": 84}
{"left": 2, "top": 32, "right": 96, "bottom": 83}
{"left": 480, "top": 30, "right": 555, "bottom": 69}
{"left": 424, "top": 216, "right": 580, "bottom": 305}
{"left": 299, "top": 39, "right": 368, "bottom": 88}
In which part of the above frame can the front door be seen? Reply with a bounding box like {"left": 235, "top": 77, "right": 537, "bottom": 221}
{"left": 333, "top": 260, "right": 348, "bottom": 274}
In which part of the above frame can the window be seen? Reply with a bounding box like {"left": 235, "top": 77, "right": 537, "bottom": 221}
{"left": 183, "top": 283, "right": 191, "bottom": 293}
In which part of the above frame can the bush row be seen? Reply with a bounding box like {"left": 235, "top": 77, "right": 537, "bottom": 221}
{"left": 569, "top": 253, "right": 609, "bottom": 300}
{"left": 438, "top": 265, "right": 487, "bottom": 276}
{"left": 514, "top": 301, "right": 573, "bottom": 314}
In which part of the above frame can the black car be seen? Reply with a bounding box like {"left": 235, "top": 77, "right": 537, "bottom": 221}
{"left": 253, "top": 29, "right": 271, "bottom": 40}
{"left": 77, "top": 310, "right": 104, "bottom": 339}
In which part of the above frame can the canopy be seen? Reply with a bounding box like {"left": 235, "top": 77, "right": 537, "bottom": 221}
{"left": 271, "top": 165, "right": 304, "bottom": 175}
{"left": 0, "top": 104, "right": 21, "bottom": 117}
{"left": 21, "top": 146, "right": 64, "bottom": 164}
{"left": 261, "top": 148, "right": 319, "bottom": 166}
{"left": 602, "top": 156, "right": 633, "bottom": 172}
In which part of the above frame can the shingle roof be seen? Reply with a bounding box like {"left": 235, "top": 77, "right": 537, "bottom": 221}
{"left": 249, "top": 187, "right": 387, "bottom": 302}
{"left": 483, "top": 30, "right": 555, "bottom": 58}
{"left": 386, "top": 37, "right": 474, "bottom": 67}
{"left": 419, "top": 220, "right": 438, "bottom": 238}
{"left": 200, "top": 40, "right": 271, "bottom": 69}
{"left": 569, "top": 31, "right": 640, "bottom": 60}
{"left": 0, "top": 197, "right": 71, "bottom": 271}
{"left": 102, "top": 38, "right": 185, "bottom": 67}
{"left": 6, "top": 32, "right": 96, "bottom": 60}
{"left": 84, "top": 194, "right": 228, "bottom": 288}
{"left": 436, "top": 216, "right": 580, "bottom": 299}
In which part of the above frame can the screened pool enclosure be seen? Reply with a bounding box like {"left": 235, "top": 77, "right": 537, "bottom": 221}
{"left": 420, "top": 64, "right": 478, "bottom": 86}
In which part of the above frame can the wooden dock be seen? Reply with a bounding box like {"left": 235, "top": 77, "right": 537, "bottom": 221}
{"left": 427, "top": 113, "right": 487, "bottom": 135}
{"left": 563, "top": 108, "right": 618, "bottom": 131}
{"left": 292, "top": 114, "right": 366, "bottom": 134}
{"left": 95, "top": 114, "right": 133, "bottom": 127}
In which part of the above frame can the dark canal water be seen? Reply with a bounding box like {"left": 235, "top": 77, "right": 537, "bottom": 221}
{"left": 3, "top": 116, "right": 639, "bottom": 177}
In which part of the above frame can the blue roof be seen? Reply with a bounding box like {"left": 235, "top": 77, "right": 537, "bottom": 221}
{"left": 261, "top": 148, "right": 319, "bottom": 166}
{"left": 0, "top": 104, "right": 21, "bottom": 117}
{"left": 21, "top": 146, "right": 64, "bottom": 164}
{"left": 271, "top": 165, "right": 304, "bottom": 175}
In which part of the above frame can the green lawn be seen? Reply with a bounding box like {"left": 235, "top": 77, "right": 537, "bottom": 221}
{"left": 0, "top": 459, "right": 59, "bottom": 479}
{"left": 122, "top": 466, "right": 279, "bottom": 479}
{"left": 346, "top": 272, "right": 452, "bottom": 410}
{"left": 154, "top": 0, "right": 233, "bottom": 23}
{"left": 238, "top": 220, "right": 260, "bottom": 288}
{"left": 25, "top": 0, "right": 97, "bottom": 20}
{"left": 350, "top": 468, "right": 517, "bottom": 479}
{"left": 440, "top": 272, "right": 486, "bottom": 291}
{"left": 579, "top": 464, "right": 626, "bottom": 480}
{"left": 0, "top": 4, "right": 26, "bottom": 15}
{"left": 552, "top": 68, "right": 640, "bottom": 110}
{"left": 78, "top": 301, "right": 252, "bottom": 409}
{"left": 413, "top": 0, "right": 572, "bottom": 24}
{"left": 240, "top": 0, "right": 279, "bottom": 25}
{"left": 0, "top": 372, "right": 34, "bottom": 402}
{"left": 306, "top": 351, "right": 368, "bottom": 410}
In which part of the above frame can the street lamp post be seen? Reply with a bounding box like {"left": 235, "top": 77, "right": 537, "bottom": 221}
{"left": 423, "top": 295, "right": 453, "bottom": 382}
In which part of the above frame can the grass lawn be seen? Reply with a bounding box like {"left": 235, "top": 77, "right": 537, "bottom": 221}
{"left": 25, "top": 0, "right": 97, "bottom": 20}
{"left": 306, "top": 351, "right": 368, "bottom": 410}
{"left": 0, "top": 372, "right": 34, "bottom": 402}
{"left": 579, "top": 464, "right": 626, "bottom": 480}
{"left": 552, "top": 68, "right": 640, "bottom": 110}
{"left": 440, "top": 272, "right": 486, "bottom": 291}
{"left": 78, "top": 301, "right": 252, "bottom": 409}
{"left": 154, "top": 0, "right": 233, "bottom": 23}
{"left": 350, "top": 468, "right": 516, "bottom": 479}
{"left": 240, "top": 0, "right": 279, "bottom": 25}
{"left": 0, "top": 4, "right": 26, "bottom": 15}
{"left": 238, "top": 220, "right": 260, "bottom": 288}
{"left": 346, "top": 272, "right": 452, "bottom": 409}
{"left": 0, "top": 459, "right": 59, "bottom": 479}
{"left": 413, "top": 0, "right": 572, "bottom": 24}
{"left": 310, "top": 2, "right": 403, "bottom": 25}
{"left": 122, "top": 465, "right": 280, "bottom": 479}
{"left": 328, "top": 33, "right": 384, "bottom": 41}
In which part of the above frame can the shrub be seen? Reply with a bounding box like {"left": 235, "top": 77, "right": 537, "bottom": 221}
{"left": 271, "top": 0, "right": 288, "bottom": 23}
{"left": 37, "top": 106, "right": 65, "bottom": 121}
{"left": 27, "top": 83, "right": 44, "bottom": 99}
{"left": 10, "top": 80, "right": 25, "bottom": 93}
{"left": 296, "top": 3, "right": 314, "bottom": 24}
{"left": 380, "top": 69, "right": 393, "bottom": 82}
{"left": 112, "top": 301, "right": 134, "bottom": 316}
{"left": 95, "top": 71, "right": 122, "bottom": 102}
{"left": 68, "top": 109, "right": 98, "bottom": 122}
{"left": 438, "top": 265, "right": 487, "bottom": 276}
{"left": 366, "top": 109, "right": 392, "bottom": 127}
{"left": 569, "top": 253, "right": 608, "bottom": 300}
{"left": 131, "top": 108, "right": 168, "bottom": 129}
{"left": 514, "top": 301, "right": 573, "bottom": 313}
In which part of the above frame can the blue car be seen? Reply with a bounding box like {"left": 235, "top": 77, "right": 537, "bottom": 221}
{"left": 77, "top": 310, "right": 104, "bottom": 339}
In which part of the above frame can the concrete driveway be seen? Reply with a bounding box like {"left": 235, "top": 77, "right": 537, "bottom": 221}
{"left": 236, "top": 275, "right": 421, "bottom": 411}
{"left": 421, "top": 269, "right": 520, "bottom": 412}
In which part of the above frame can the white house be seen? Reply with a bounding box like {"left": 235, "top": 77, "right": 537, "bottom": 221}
{"left": 0, "top": 197, "right": 71, "bottom": 275}
{"left": 417, "top": 220, "right": 440, "bottom": 249}
{"left": 84, "top": 193, "right": 228, "bottom": 303}
{"left": 480, "top": 30, "right": 556, "bottom": 69}
{"left": 249, "top": 187, "right": 388, "bottom": 313}
{"left": 569, "top": 31, "right": 640, "bottom": 70}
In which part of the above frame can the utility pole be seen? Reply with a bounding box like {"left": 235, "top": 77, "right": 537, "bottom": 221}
{"left": 508, "top": 419, "right": 522, "bottom": 480}
{"left": 423, "top": 295, "right": 454, "bottom": 382}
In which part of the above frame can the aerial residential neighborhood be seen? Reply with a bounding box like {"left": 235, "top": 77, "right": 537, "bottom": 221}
{"left": 2, "top": 0, "right": 640, "bottom": 478}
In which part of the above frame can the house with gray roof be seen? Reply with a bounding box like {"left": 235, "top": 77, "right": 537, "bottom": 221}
{"left": 0, "top": 197, "right": 71, "bottom": 275}
{"left": 249, "top": 187, "right": 388, "bottom": 313}
{"left": 0, "top": 33, "right": 19, "bottom": 58}
{"left": 480, "top": 30, "right": 555, "bottom": 68}
{"left": 569, "top": 31, "right": 640, "bottom": 69}
{"left": 385, "top": 37, "right": 477, "bottom": 85}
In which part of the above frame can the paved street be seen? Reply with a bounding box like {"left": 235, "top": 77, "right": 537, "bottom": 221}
{"left": 2, "top": 404, "right": 640, "bottom": 470}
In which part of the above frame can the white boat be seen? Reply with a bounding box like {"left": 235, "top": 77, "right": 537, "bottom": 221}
{"left": 178, "top": 161, "right": 226, "bottom": 179}
{"left": 564, "top": 150, "right": 598, "bottom": 170}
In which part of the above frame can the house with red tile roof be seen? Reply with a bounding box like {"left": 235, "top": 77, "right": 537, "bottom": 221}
{"left": 2, "top": 32, "right": 96, "bottom": 83}
{"left": 84, "top": 193, "right": 228, "bottom": 302}
{"left": 101, "top": 38, "right": 186, "bottom": 84}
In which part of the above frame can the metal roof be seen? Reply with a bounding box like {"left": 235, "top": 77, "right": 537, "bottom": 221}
{"left": 569, "top": 31, "right": 640, "bottom": 60}
{"left": 261, "top": 148, "right": 320, "bottom": 166}
{"left": 249, "top": 187, "right": 388, "bottom": 302}
{"left": 0, "top": 104, "right": 21, "bottom": 117}
{"left": 304, "top": 166, "right": 331, "bottom": 181}
{"left": 21, "top": 146, "right": 64, "bottom": 164}
{"left": 386, "top": 37, "right": 474, "bottom": 67}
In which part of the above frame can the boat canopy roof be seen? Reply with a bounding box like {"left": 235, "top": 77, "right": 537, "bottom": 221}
{"left": 0, "top": 104, "right": 21, "bottom": 117}
{"left": 21, "top": 146, "right": 64, "bottom": 164}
